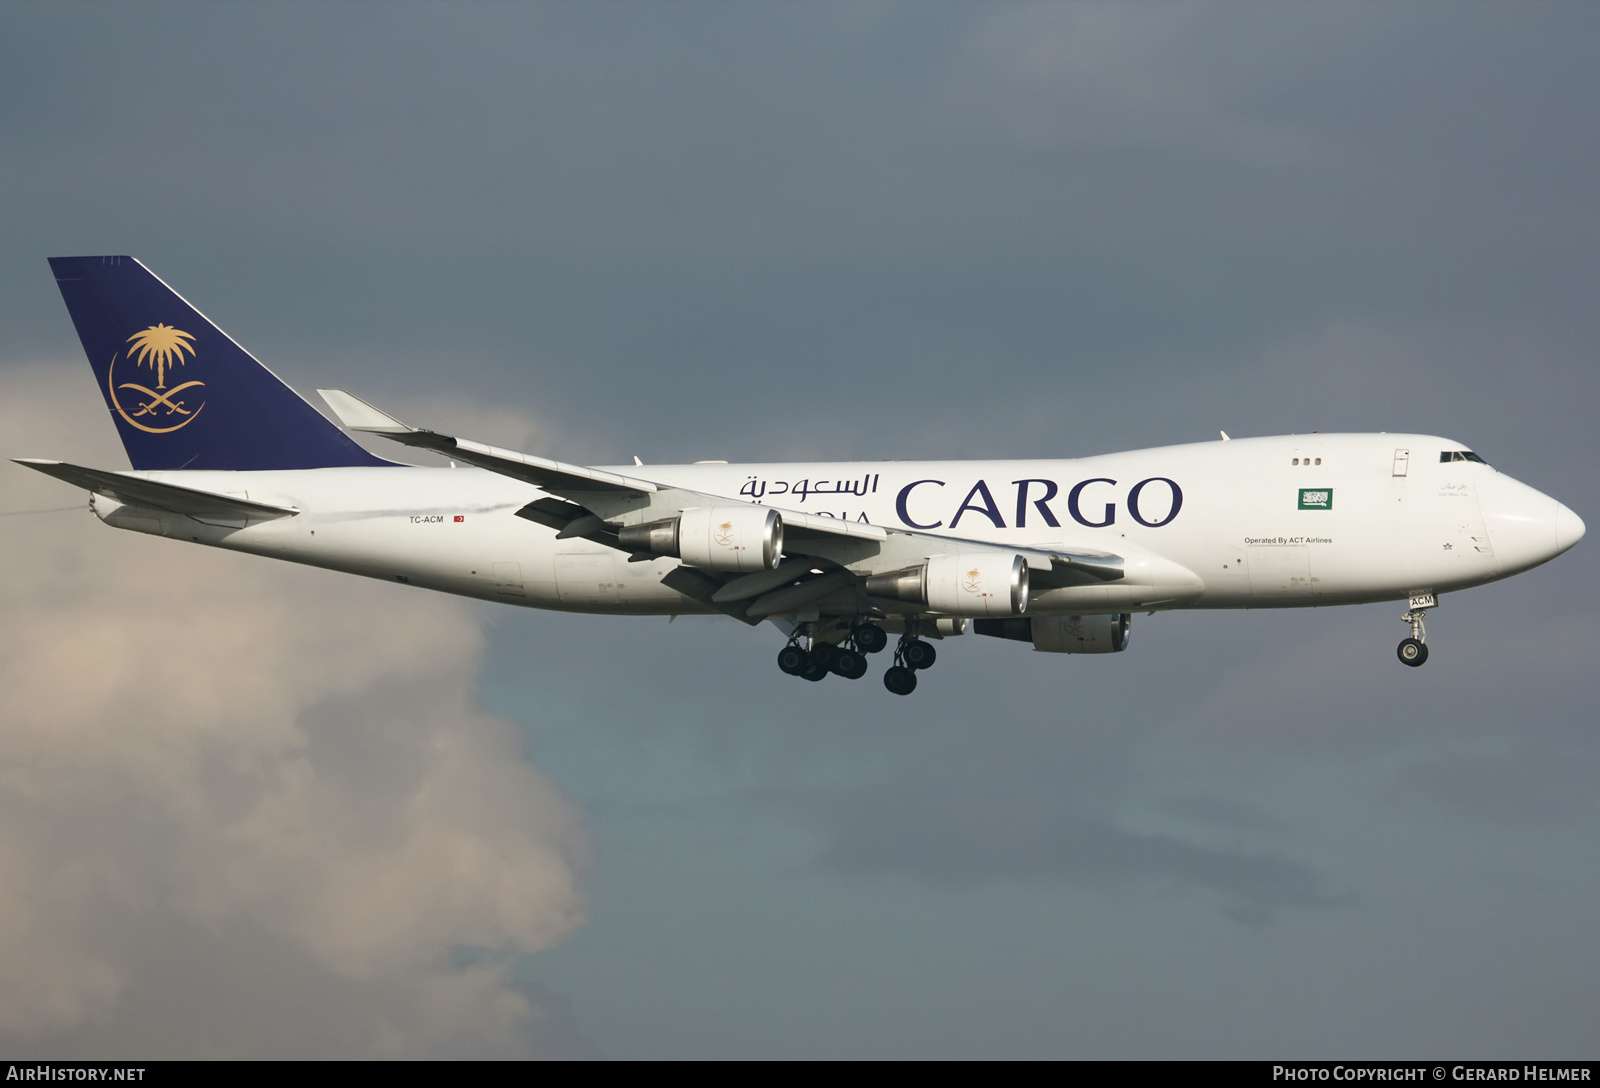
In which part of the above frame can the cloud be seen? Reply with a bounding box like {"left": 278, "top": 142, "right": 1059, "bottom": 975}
{"left": 954, "top": 3, "right": 1329, "bottom": 168}
{"left": 0, "top": 365, "right": 589, "bottom": 1057}
{"left": 799, "top": 776, "right": 1336, "bottom": 926}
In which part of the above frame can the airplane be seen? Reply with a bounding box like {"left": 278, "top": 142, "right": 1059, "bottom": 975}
{"left": 18, "top": 255, "right": 1586, "bottom": 695}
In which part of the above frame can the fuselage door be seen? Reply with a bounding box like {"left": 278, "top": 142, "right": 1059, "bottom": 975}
{"left": 1392, "top": 449, "right": 1410, "bottom": 477}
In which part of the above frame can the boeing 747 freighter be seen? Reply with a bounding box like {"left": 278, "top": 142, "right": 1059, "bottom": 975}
{"left": 19, "top": 256, "right": 1585, "bottom": 694}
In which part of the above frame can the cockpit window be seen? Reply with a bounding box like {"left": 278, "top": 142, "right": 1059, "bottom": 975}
{"left": 1440, "top": 450, "right": 1488, "bottom": 464}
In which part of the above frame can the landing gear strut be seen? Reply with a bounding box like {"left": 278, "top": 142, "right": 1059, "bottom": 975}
{"left": 1397, "top": 608, "right": 1429, "bottom": 667}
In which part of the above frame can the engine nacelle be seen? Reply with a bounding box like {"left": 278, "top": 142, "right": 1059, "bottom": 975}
{"left": 865, "top": 552, "right": 1029, "bottom": 617}
{"left": 973, "top": 614, "right": 1132, "bottom": 653}
{"left": 619, "top": 506, "right": 782, "bottom": 572}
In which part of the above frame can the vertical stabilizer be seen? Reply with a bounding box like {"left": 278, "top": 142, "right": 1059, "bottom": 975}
{"left": 49, "top": 255, "right": 393, "bottom": 470}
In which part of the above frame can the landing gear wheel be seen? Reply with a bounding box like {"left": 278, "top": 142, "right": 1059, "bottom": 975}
{"left": 777, "top": 645, "right": 809, "bottom": 675}
{"left": 852, "top": 623, "right": 888, "bottom": 654}
{"left": 800, "top": 661, "right": 829, "bottom": 682}
{"left": 810, "top": 642, "right": 840, "bottom": 671}
{"left": 1398, "top": 607, "right": 1431, "bottom": 668}
{"left": 832, "top": 649, "right": 868, "bottom": 680}
{"left": 1397, "top": 638, "right": 1429, "bottom": 667}
{"left": 902, "top": 639, "right": 937, "bottom": 671}
{"left": 883, "top": 665, "right": 918, "bottom": 696}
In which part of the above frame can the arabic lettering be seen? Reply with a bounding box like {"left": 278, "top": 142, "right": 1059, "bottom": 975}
{"left": 740, "top": 474, "right": 880, "bottom": 503}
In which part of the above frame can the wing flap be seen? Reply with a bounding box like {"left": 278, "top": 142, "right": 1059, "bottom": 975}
{"left": 659, "top": 567, "right": 763, "bottom": 625}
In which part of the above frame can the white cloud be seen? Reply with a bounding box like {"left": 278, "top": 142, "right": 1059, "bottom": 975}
{"left": 0, "top": 365, "right": 587, "bottom": 1057}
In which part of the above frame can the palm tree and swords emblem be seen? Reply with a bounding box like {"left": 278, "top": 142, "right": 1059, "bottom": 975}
{"left": 109, "top": 324, "right": 206, "bottom": 433}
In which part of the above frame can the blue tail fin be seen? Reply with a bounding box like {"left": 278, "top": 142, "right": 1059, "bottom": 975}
{"left": 49, "top": 255, "right": 393, "bottom": 471}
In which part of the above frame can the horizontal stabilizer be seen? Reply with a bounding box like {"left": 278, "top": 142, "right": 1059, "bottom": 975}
{"left": 14, "top": 459, "right": 299, "bottom": 521}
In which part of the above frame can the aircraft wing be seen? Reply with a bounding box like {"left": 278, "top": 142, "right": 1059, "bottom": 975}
{"left": 13, "top": 459, "right": 299, "bottom": 521}
{"left": 318, "top": 389, "right": 889, "bottom": 548}
{"left": 316, "top": 391, "right": 1125, "bottom": 612}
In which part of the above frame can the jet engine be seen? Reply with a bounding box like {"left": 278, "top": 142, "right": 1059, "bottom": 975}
{"left": 618, "top": 506, "right": 783, "bottom": 572}
{"left": 864, "top": 552, "right": 1029, "bottom": 617}
{"left": 973, "top": 613, "right": 1132, "bottom": 653}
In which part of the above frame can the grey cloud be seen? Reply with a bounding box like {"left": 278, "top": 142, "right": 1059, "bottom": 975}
{"left": 1386, "top": 743, "right": 1600, "bottom": 829}
{"left": 805, "top": 780, "right": 1337, "bottom": 925}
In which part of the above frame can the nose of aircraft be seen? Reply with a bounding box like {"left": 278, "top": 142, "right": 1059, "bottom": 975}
{"left": 1555, "top": 502, "right": 1586, "bottom": 555}
{"left": 1478, "top": 472, "right": 1584, "bottom": 575}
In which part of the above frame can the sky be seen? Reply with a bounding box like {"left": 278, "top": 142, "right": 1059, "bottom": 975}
{"left": 1, "top": 0, "right": 1597, "bottom": 1059}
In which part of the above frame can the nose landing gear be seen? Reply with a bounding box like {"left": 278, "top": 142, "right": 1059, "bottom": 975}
{"left": 1397, "top": 608, "right": 1430, "bottom": 667}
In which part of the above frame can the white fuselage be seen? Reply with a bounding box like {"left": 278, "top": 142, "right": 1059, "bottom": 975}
{"left": 89, "top": 433, "right": 1579, "bottom": 618}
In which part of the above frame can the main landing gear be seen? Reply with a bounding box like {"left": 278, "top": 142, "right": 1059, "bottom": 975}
{"left": 777, "top": 622, "right": 888, "bottom": 684}
{"left": 775, "top": 621, "right": 940, "bottom": 694}
{"left": 882, "top": 630, "right": 938, "bottom": 696}
{"left": 1397, "top": 608, "right": 1429, "bottom": 667}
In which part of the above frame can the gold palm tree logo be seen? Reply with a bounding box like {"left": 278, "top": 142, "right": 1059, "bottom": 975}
{"left": 126, "top": 324, "right": 196, "bottom": 389}
{"left": 109, "top": 323, "right": 206, "bottom": 433}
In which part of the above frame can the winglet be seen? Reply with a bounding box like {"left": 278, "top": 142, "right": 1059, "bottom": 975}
{"left": 316, "top": 389, "right": 415, "bottom": 434}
